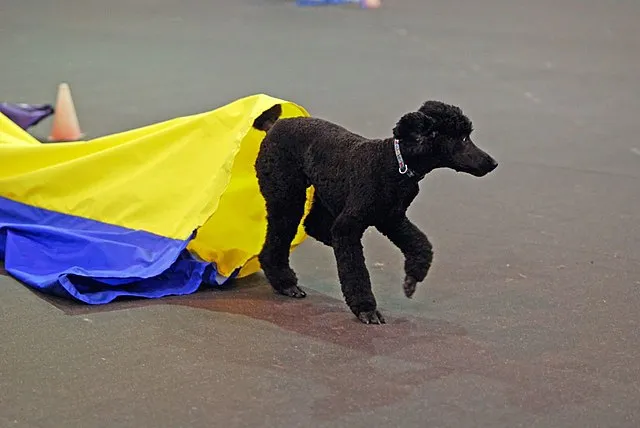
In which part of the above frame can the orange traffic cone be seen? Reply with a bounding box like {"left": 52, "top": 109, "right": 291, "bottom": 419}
{"left": 49, "top": 83, "right": 84, "bottom": 141}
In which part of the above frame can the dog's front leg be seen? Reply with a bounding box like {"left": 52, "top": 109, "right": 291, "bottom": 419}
{"left": 377, "top": 215, "right": 433, "bottom": 298}
{"left": 331, "top": 214, "right": 385, "bottom": 324}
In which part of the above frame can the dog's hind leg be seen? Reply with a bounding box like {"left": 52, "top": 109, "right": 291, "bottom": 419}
{"left": 303, "top": 195, "right": 335, "bottom": 247}
{"left": 257, "top": 169, "right": 308, "bottom": 298}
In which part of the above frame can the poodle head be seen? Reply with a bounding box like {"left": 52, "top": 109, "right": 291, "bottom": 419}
{"left": 393, "top": 101, "right": 498, "bottom": 177}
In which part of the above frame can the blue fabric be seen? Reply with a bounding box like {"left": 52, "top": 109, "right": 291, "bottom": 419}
{"left": 0, "top": 196, "right": 231, "bottom": 304}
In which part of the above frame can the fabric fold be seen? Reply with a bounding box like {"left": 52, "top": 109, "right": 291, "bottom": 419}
{"left": 0, "top": 94, "right": 312, "bottom": 303}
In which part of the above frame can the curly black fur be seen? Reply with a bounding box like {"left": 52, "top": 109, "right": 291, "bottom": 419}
{"left": 253, "top": 101, "right": 498, "bottom": 324}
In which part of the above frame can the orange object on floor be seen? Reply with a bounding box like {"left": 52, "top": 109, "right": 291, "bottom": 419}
{"left": 48, "top": 83, "right": 84, "bottom": 141}
{"left": 361, "top": 0, "right": 381, "bottom": 8}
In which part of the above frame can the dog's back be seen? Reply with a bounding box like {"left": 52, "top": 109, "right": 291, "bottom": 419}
{"left": 270, "top": 116, "right": 364, "bottom": 148}
{"left": 252, "top": 104, "right": 367, "bottom": 155}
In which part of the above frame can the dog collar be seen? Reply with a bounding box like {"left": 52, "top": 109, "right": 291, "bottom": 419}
{"left": 393, "top": 139, "right": 416, "bottom": 178}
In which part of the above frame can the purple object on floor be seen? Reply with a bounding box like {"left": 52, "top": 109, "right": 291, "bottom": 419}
{"left": 0, "top": 102, "right": 54, "bottom": 130}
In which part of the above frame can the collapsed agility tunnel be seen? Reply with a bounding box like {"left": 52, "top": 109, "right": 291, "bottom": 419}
{"left": 0, "top": 94, "right": 313, "bottom": 304}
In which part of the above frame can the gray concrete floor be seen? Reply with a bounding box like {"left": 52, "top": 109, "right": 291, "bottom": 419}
{"left": 1, "top": 0, "right": 639, "bottom": 427}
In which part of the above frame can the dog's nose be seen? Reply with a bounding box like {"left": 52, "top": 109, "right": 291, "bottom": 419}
{"left": 487, "top": 158, "right": 498, "bottom": 171}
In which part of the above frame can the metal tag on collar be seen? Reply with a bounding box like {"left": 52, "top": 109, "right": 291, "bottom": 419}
{"left": 394, "top": 139, "right": 414, "bottom": 177}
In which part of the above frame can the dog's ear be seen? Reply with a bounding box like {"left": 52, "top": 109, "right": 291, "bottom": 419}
{"left": 393, "top": 112, "right": 435, "bottom": 143}
{"left": 253, "top": 104, "right": 283, "bottom": 132}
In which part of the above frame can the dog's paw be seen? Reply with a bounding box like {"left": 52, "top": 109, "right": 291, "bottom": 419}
{"left": 403, "top": 275, "right": 418, "bottom": 298}
{"left": 357, "top": 310, "right": 386, "bottom": 325}
{"left": 277, "top": 286, "right": 307, "bottom": 298}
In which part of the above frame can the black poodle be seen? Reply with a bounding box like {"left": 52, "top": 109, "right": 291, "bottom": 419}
{"left": 252, "top": 101, "right": 498, "bottom": 324}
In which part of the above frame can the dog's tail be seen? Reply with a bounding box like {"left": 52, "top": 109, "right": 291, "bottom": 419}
{"left": 252, "top": 104, "right": 283, "bottom": 132}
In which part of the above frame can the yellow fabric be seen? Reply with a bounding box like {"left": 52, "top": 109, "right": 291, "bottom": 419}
{"left": 0, "top": 94, "right": 313, "bottom": 278}
{"left": 0, "top": 111, "right": 41, "bottom": 145}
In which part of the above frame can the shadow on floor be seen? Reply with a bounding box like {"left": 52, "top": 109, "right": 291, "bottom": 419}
{"left": 11, "top": 270, "right": 603, "bottom": 419}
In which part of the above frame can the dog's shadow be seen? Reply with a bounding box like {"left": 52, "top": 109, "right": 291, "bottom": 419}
{"left": 42, "top": 272, "right": 467, "bottom": 357}
{"left": 38, "top": 275, "right": 473, "bottom": 417}
{"left": 35, "top": 273, "right": 602, "bottom": 419}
